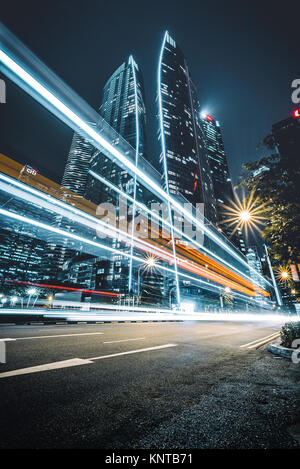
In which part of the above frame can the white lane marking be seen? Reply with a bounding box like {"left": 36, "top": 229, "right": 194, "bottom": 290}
{"left": 0, "top": 358, "right": 93, "bottom": 378}
{"left": 0, "top": 338, "right": 17, "bottom": 342}
{"left": 89, "top": 343, "right": 177, "bottom": 361}
{"left": 0, "top": 332, "right": 104, "bottom": 341}
{"left": 103, "top": 337, "right": 145, "bottom": 344}
{"left": 240, "top": 332, "right": 280, "bottom": 349}
{"left": 0, "top": 343, "right": 177, "bottom": 378}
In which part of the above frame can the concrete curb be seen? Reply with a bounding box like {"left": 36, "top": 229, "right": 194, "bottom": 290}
{"left": 0, "top": 319, "right": 183, "bottom": 326}
{"left": 267, "top": 338, "right": 294, "bottom": 359}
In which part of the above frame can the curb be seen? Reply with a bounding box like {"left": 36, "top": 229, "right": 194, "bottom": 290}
{"left": 0, "top": 319, "right": 183, "bottom": 326}
{"left": 267, "top": 338, "right": 294, "bottom": 359}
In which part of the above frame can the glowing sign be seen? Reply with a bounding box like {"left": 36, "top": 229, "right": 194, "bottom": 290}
{"left": 292, "top": 108, "right": 300, "bottom": 118}
{"left": 25, "top": 165, "right": 38, "bottom": 176}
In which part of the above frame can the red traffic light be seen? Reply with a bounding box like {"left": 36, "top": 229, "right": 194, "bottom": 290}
{"left": 292, "top": 108, "right": 300, "bottom": 119}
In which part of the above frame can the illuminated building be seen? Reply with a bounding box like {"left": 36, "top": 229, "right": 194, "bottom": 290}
{"left": 86, "top": 56, "right": 147, "bottom": 295}
{"left": 0, "top": 228, "right": 46, "bottom": 283}
{"left": 157, "top": 31, "right": 216, "bottom": 220}
{"left": 246, "top": 246, "right": 264, "bottom": 294}
{"left": 272, "top": 113, "right": 300, "bottom": 162}
{"left": 43, "top": 126, "right": 97, "bottom": 283}
{"left": 61, "top": 131, "right": 95, "bottom": 195}
{"left": 200, "top": 114, "right": 246, "bottom": 253}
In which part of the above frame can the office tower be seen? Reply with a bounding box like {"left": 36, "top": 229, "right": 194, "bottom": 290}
{"left": 43, "top": 130, "right": 96, "bottom": 283}
{"left": 272, "top": 113, "right": 300, "bottom": 162}
{"left": 200, "top": 114, "right": 246, "bottom": 253}
{"left": 0, "top": 228, "right": 46, "bottom": 283}
{"left": 61, "top": 132, "right": 95, "bottom": 195}
{"left": 86, "top": 56, "right": 147, "bottom": 295}
{"left": 157, "top": 31, "right": 216, "bottom": 221}
{"left": 200, "top": 115, "right": 233, "bottom": 214}
{"left": 246, "top": 246, "right": 264, "bottom": 290}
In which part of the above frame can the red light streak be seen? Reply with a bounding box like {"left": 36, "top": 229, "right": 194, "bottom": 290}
{"left": 3, "top": 279, "right": 122, "bottom": 296}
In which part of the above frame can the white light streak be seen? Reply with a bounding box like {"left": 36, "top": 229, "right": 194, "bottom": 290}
{"left": 0, "top": 41, "right": 270, "bottom": 290}
{"left": 158, "top": 31, "right": 180, "bottom": 303}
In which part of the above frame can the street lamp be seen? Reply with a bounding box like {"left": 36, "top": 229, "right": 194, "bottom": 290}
{"left": 27, "top": 288, "right": 37, "bottom": 308}
{"left": 11, "top": 296, "right": 18, "bottom": 306}
{"left": 169, "top": 286, "right": 175, "bottom": 309}
{"left": 275, "top": 265, "right": 291, "bottom": 284}
{"left": 137, "top": 256, "right": 157, "bottom": 305}
{"left": 219, "top": 191, "right": 267, "bottom": 237}
{"left": 239, "top": 210, "right": 251, "bottom": 222}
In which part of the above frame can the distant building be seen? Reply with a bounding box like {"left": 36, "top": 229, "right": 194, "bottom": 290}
{"left": 246, "top": 246, "right": 265, "bottom": 301}
{"left": 272, "top": 114, "right": 300, "bottom": 162}
{"left": 43, "top": 129, "right": 96, "bottom": 283}
{"left": 200, "top": 114, "right": 246, "bottom": 253}
{"left": 61, "top": 131, "right": 95, "bottom": 195}
{"left": 0, "top": 228, "right": 46, "bottom": 283}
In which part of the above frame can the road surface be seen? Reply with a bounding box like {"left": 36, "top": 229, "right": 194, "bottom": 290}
{"left": 0, "top": 320, "right": 299, "bottom": 448}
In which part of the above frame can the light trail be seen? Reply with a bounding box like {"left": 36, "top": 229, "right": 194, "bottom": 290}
{"left": 3, "top": 279, "right": 121, "bottom": 296}
{"left": 0, "top": 169, "right": 270, "bottom": 298}
{"left": 128, "top": 55, "right": 140, "bottom": 293}
{"left": 0, "top": 308, "right": 297, "bottom": 323}
{"left": 89, "top": 169, "right": 273, "bottom": 290}
{"left": 0, "top": 206, "right": 271, "bottom": 304}
{"left": 0, "top": 24, "right": 270, "bottom": 293}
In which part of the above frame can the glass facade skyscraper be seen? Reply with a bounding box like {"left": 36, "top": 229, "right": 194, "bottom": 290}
{"left": 43, "top": 130, "right": 96, "bottom": 283}
{"left": 86, "top": 56, "right": 147, "bottom": 295}
{"left": 157, "top": 31, "right": 216, "bottom": 220}
{"left": 200, "top": 114, "right": 246, "bottom": 253}
{"left": 200, "top": 115, "right": 233, "bottom": 209}
{"left": 61, "top": 132, "right": 95, "bottom": 195}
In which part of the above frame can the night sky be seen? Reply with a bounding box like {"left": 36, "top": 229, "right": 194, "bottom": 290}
{"left": 1, "top": 0, "right": 299, "bottom": 184}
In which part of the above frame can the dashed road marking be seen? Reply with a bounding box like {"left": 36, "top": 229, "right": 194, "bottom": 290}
{"left": 103, "top": 337, "right": 145, "bottom": 344}
{"left": 0, "top": 332, "right": 104, "bottom": 341}
{"left": 0, "top": 343, "right": 178, "bottom": 378}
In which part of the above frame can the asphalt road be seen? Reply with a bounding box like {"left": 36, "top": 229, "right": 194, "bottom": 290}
{"left": 0, "top": 320, "right": 299, "bottom": 449}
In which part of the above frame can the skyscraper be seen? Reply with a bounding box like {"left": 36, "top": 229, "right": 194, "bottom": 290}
{"left": 157, "top": 31, "right": 218, "bottom": 304}
{"left": 157, "top": 31, "right": 216, "bottom": 220}
{"left": 86, "top": 56, "right": 147, "bottom": 295}
{"left": 200, "top": 114, "right": 246, "bottom": 253}
{"left": 61, "top": 131, "right": 95, "bottom": 195}
{"left": 200, "top": 115, "right": 232, "bottom": 211}
{"left": 43, "top": 130, "right": 96, "bottom": 283}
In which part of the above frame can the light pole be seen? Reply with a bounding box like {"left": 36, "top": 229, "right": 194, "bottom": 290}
{"left": 169, "top": 286, "right": 175, "bottom": 310}
{"left": 264, "top": 244, "right": 282, "bottom": 306}
{"left": 26, "top": 288, "right": 37, "bottom": 308}
{"left": 137, "top": 256, "right": 157, "bottom": 306}
{"left": 10, "top": 296, "right": 18, "bottom": 307}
